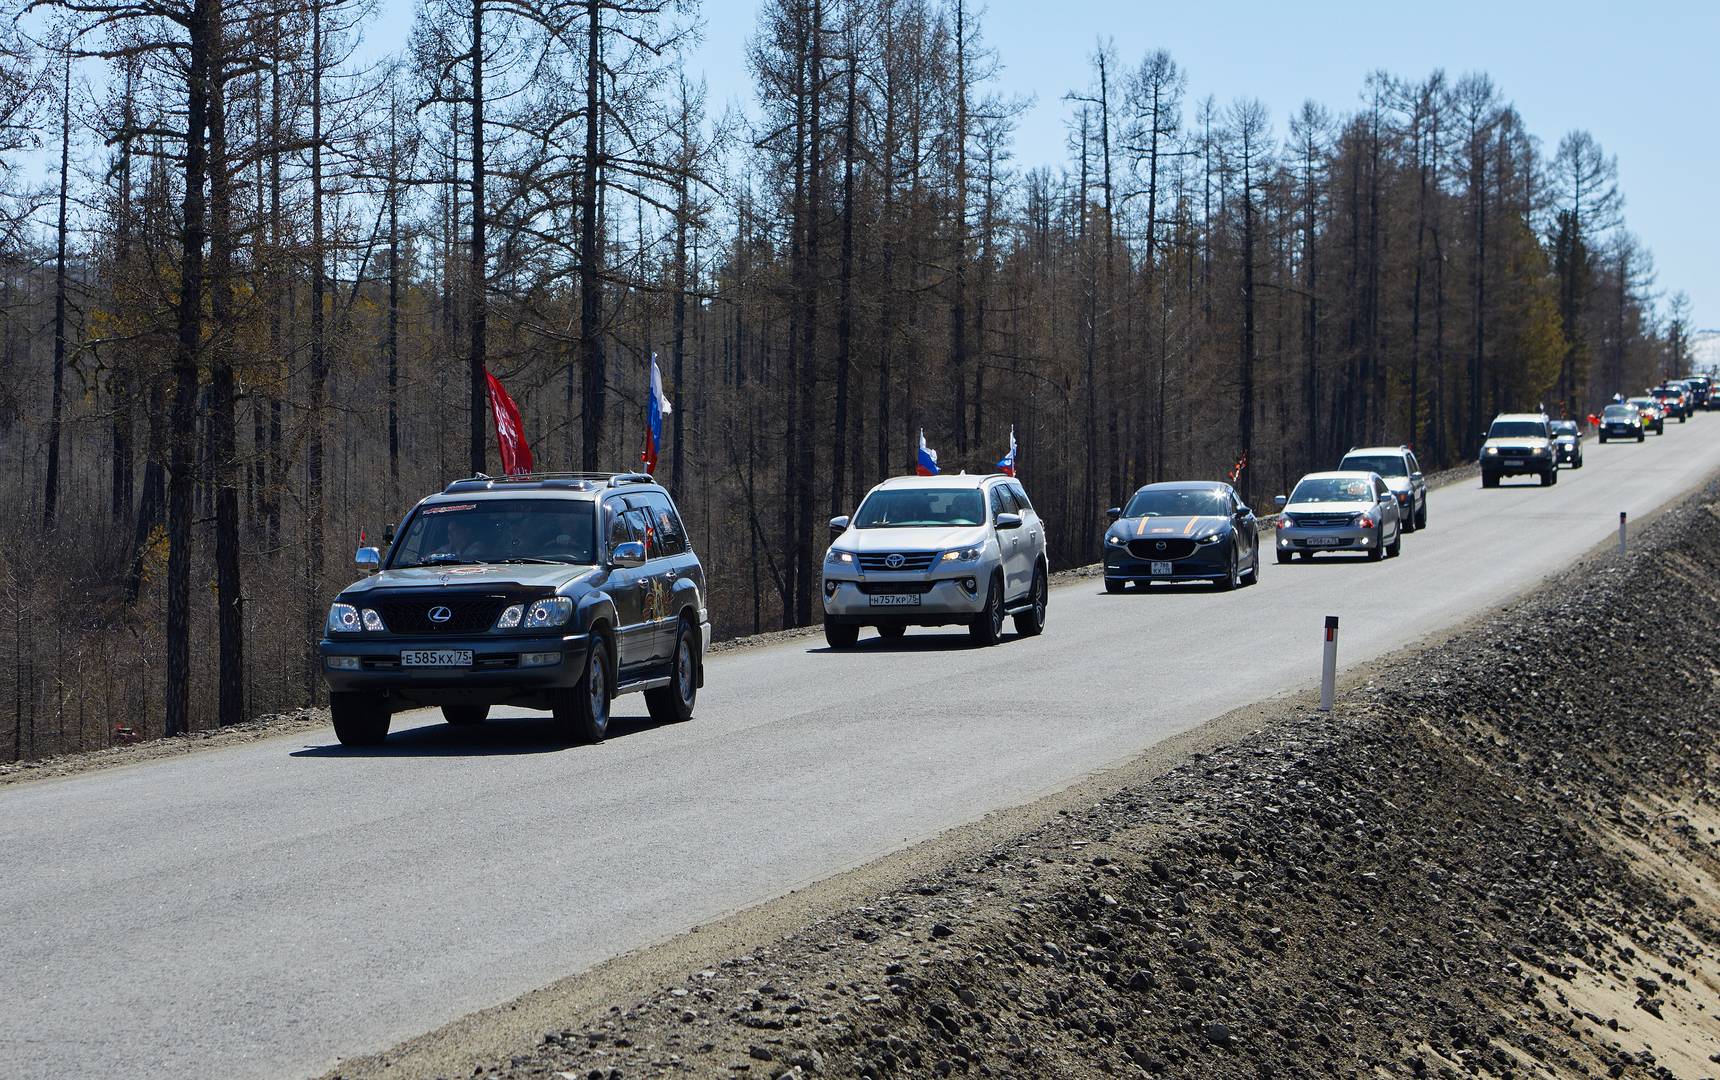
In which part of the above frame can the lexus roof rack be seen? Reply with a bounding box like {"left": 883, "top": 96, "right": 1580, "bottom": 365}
{"left": 441, "top": 471, "right": 660, "bottom": 494}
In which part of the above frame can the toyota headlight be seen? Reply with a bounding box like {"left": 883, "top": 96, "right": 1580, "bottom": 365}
{"left": 524, "top": 597, "right": 575, "bottom": 629}
{"left": 1484, "top": 446, "right": 1498, "bottom": 455}
{"left": 327, "top": 602, "right": 385, "bottom": 634}
{"left": 1530, "top": 446, "right": 1546, "bottom": 456}
{"left": 825, "top": 548, "right": 854, "bottom": 564}
{"left": 941, "top": 545, "right": 983, "bottom": 562}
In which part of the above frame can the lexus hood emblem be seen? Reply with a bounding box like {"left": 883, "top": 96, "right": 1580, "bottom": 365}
{"left": 428, "top": 605, "right": 453, "bottom": 623}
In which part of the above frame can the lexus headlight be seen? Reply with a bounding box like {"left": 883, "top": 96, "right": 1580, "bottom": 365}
{"left": 327, "top": 602, "right": 385, "bottom": 634}
{"left": 826, "top": 548, "right": 854, "bottom": 564}
{"left": 495, "top": 604, "right": 524, "bottom": 629}
{"left": 524, "top": 597, "right": 575, "bottom": 629}
{"left": 941, "top": 545, "right": 983, "bottom": 562}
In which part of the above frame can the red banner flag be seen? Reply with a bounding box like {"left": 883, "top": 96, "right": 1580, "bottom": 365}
{"left": 485, "top": 369, "right": 534, "bottom": 476}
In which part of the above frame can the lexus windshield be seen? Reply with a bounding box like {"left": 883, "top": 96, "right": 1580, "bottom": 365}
{"left": 854, "top": 489, "right": 986, "bottom": 528}
{"left": 1124, "top": 489, "right": 1230, "bottom": 517}
{"left": 390, "top": 500, "right": 598, "bottom": 567}
{"left": 1290, "top": 478, "right": 1375, "bottom": 504}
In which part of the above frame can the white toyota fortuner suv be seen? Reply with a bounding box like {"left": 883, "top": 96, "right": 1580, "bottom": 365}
{"left": 822, "top": 474, "right": 1049, "bottom": 648}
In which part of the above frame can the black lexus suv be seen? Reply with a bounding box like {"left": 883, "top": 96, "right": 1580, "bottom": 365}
{"left": 320, "top": 473, "right": 709, "bottom": 747}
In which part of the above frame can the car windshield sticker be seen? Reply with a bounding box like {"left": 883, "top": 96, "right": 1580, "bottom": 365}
{"left": 422, "top": 504, "right": 477, "bottom": 515}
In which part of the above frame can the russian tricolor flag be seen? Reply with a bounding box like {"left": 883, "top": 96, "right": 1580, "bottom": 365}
{"left": 916, "top": 429, "right": 940, "bottom": 476}
{"left": 641, "top": 352, "right": 674, "bottom": 475}
{"left": 996, "top": 426, "right": 1017, "bottom": 476}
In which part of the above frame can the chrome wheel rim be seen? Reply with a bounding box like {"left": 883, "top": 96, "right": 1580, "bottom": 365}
{"left": 1034, "top": 576, "right": 1046, "bottom": 621}
{"left": 589, "top": 649, "right": 608, "bottom": 732}
{"left": 676, "top": 637, "right": 695, "bottom": 704}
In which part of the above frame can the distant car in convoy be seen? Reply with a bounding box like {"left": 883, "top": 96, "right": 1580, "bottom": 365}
{"left": 320, "top": 472, "right": 710, "bottom": 747}
{"left": 1550, "top": 420, "right": 1584, "bottom": 467}
{"left": 1627, "top": 396, "right": 1666, "bottom": 434}
{"left": 1337, "top": 445, "right": 1428, "bottom": 530}
{"left": 1686, "top": 375, "right": 1718, "bottom": 410}
{"left": 1597, "top": 403, "right": 1645, "bottom": 443}
{"left": 822, "top": 473, "right": 1048, "bottom": 648}
{"left": 1479, "top": 413, "right": 1558, "bottom": 487}
{"left": 1273, "top": 471, "right": 1403, "bottom": 562}
{"left": 1102, "top": 481, "right": 1260, "bottom": 592}
{"left": 1652, "top": 385, "right": 1691, "bottom": 422}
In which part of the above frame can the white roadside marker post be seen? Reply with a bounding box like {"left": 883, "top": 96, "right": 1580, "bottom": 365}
{"left": 1319, "top": 616, "right": 1339, "bottom": 713}
{"left": 1619, "top": 511, "right": 1627, "bottom": 555}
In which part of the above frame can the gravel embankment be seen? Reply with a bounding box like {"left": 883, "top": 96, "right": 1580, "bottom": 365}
{"left": 353, "top": 481, "right": 1720, "bottom": 1080}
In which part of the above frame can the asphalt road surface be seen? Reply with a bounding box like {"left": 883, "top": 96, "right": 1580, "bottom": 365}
{"left": 5, "top": 421, "right": 1719, "bottom": 1080}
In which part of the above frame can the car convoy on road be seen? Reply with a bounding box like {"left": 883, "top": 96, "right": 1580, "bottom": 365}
{"left": 319, "top": 378, "right": 1715, "bottom": 745}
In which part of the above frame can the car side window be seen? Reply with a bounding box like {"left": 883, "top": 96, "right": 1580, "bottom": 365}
{"left": 989, "top": 485, "right": 1013, "bottom": 520}
{"left": 605, "top": 501, "right": 636, "bottom": 555}
{"left": 633, "top": 492, "right": 687, "bottom": 558}
{"left": 1374, "top": 478, "right": 1389, "bottom": 499}
{"left": 623, "top": 508, "right": 658, "bottom": 558}
{"left": 1406, "top": 452, "right": 1419, "bottom": 475}
{"left": 1008, "top": 482, "right": 1034, "bottom": 512}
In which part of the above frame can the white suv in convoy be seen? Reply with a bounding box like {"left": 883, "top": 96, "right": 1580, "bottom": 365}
{"left": 822, "top": 474, "right": 1049, "bottom": 648}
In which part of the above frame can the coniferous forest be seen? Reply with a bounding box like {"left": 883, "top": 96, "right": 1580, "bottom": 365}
{"left": 0, "top": 0, "right": 1699, "bottom": 756}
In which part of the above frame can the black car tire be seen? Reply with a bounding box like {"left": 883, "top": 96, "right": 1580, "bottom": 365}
{"left": 877, "top": 624, "right": 907, "bottom": 640}
{"left": 1540, "top": 468, "right": 1554, "bottom": 487}
{"left": 1217, "top": 550, "right": 1240, "bottom": 591}
{"left": 1276, "top": 549, "right": 1293, "bottom": 565}
{"left": 1367, "top": 534, "right": 1384, "bottom": 561}
{"left": 1680, "top": 414, "right": 1687, "bottom": 423}
{"left": 1240, "top": 544, "right": 1260, "bottom": 586}
{"left": 1638, "top": 431, "right": 1646, "bottom": 442}
{"left": 1415, "top": 502, "right": 1428, "bottom": 529}
{"left": 1104, "top": 579, "right": 1126, "bottom": 594}
{"left": 1574, "top": 454, "right": 1584, "bottom": 469}
{"left": 1387, "top": 527, "right": 1402, "bottom": 558}
{"left": 824, "top": 621, "right": 860, "bottom": 649}
{"left": 1482, "top": 471, "right": 1499, "bottom": 488}
{"left": 1013, "top": 566, "right": 1048, "bottom": 637}
{"left": 969, "top": 575, "right": 1005, "bottom": 646}
{"left": 1598, "top": 434, "right": 1607, "bottom": 443}
{"left": 551, "top": 638, "right": 610, "bottom": 744}
{"left": 331, "top": 693, "right": 391, "bottom": 747}
{"left": 442, "top": 704, "right": 488, "bottom": 725}
{"left": 645, "top": 620, "right": 698, "bottom": 725}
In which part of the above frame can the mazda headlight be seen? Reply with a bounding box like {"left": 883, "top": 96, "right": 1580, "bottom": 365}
{"left": 524, "top": 597, "right": 575, "bottom": 629}
{"left": 1106, "top": 533, "right": 1125, "bottom": 546}
{"left": 941, "top": 545, "right": 983, "bottom": 562}
{"left": 1196, "top": 530, "right": 1225, "bottom": 546}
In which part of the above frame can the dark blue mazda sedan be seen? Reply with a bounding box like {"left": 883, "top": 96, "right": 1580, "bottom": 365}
{"left": 1103, "top": 481, "right": 1261, "bottom": 593}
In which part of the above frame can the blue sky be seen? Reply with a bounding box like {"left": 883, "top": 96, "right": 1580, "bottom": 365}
{"left": 364, "top": 0, "right": 1719, "bottom": 328}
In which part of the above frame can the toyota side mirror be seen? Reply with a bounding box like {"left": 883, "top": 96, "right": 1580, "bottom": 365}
{"left": 1273, "top": 495, "right": 1288, "bottom": 508}
{"left": 995, "top": 512, "right": 1023, "bottom": 530}
{"left": 828, "top": 515, "right": 851, "bottom": 537}
{"left": 1105, "top": 506, "right": 1122, "bottom": 521}
{"left": 610, "top": 541, "right": 647, "bottom": 569}
{"left": 355, "top": 546, "right": 381, "bottom": 574}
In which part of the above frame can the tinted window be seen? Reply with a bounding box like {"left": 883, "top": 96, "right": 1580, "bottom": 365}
{"left": 623, "top": 508, "right": 656, "bottom": 557}
{"left": 634, "top": 492, "right": 688, "bottom": 557}
{"left": 1124, "top": 488, "right": 1231, "bottom": 517}
{"left": 1008, "top": 482, "right": 1034, "bottom": 511}
{"left": 854, "top": 488, "right": 986, "bottom": 528}
{"left": 1487, "top": 420, "right": 1548, "bottom": 438}
{"left": 392, "top": 499, "right": 598, "bottom": 567}
{"left": 990, "top": 485, "right": 1018, "bottom": 517}
{"left": 605, "top": 501, "right": 637, "bottom": 552}
{"left": 1339, "top": 453, "right": 1408, "bottom": 477}
{"left": 1289, "top": 477, "right": 1376, "bottom": 504}
{"left": 1603, "top": 405, "right": 1635, "bottom": 419}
